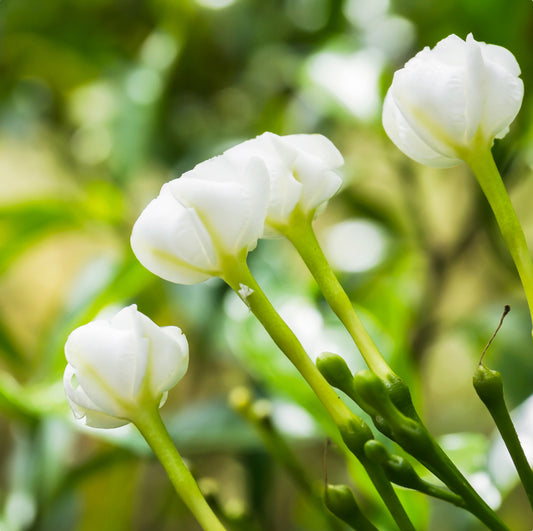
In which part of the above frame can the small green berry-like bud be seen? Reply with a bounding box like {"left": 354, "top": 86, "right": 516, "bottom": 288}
{"left": 353, "top": 370, "right": 389, "bottom": 407}
{"left": 228, "top": 386, "right": 253, "bottom": 414}
{"left": 364, "top": 440, "right": 421, "bottom": 489}
{"left": 363, "top": 439, "right": 390, "bottom": 465}
{"left": 473, "top": 364, "right": 503, "bottom": 407}
{"left": 324, "top": 484, "right": 379, "bottom": 531}
{"left": 316, "top": 352, "right": 354, "bottom": 393}
{"left": 339, "top": 417, "right": 374, "bottom": 457}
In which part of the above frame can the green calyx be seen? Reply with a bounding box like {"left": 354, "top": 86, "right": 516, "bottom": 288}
{"left": 324, "top": 484, "right": 379, "bottom": 531}
{"left": 316, "top": 352, "right": 355, "bottom": 394}
{"left": 473, "top": 364, "right": 504, "bottom": 407}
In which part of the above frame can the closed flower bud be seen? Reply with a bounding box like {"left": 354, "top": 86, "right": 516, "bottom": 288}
{"left": 131, "top": 156, "right": 269, "bottom": 285}
{"left": 383, "top": 33, "right": 523, "bottom": 167}
{"left": 64, "top": 305, "right": 189, "bottom": 428}
{"left": 473, "top": 364, "right": 504, "bottom": 408}
{"left": 316, "top": 352, "right": 354, "bottom": 394}
{"left": 324, "top": 484, "right": 378, "bottom": 531}
{"left": 223, "top": 132, "right": 344, "bottom": 233}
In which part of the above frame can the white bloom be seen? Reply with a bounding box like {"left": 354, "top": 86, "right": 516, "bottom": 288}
{"left": 223, "top": 132, "right": 344, "bottom": 234}
{"left": 383, "top": 33, "right": 524, "bottom": 167}
{"left": 131, "top": 156, "right": 269, "bottom": 285}
{"left": 64, "top": 305, "right": 189, "bottom": 428}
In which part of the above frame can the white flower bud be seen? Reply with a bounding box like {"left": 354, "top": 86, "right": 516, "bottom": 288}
{"left": 64, "top": 305, "right": 189, "bottom": 428}
{"left": 131, "top": 156, "right": 269, "bottom": 285}
{"left": 222, "top": 132, "right": 344, "bottom": 234}
{"left": 382, "top": 33, "right": 524, "bottom": 167}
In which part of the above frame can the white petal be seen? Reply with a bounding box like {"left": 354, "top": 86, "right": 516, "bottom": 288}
{"left": 111, "top": 305, "right": 150, "bottom": 396}
{"left": 480, "top": 40, "right": 521, "bottom": 77}
{"left": 480, "top": 60, "right": 524, "bottom": 140}
{"left": 83, "top": 411, "right": 129, "bottom": 429}
{"left": 391, "top": 57, "right": 467, "bottom": 155}
{"left": 282, "top": 134, "right": 344, "bottom": 168}
{"left": 225, "top": 133, "right": 303, "bottom": 226}
{"left": 463, "top": 37, "right": 484, "bottom": 141}
{"left": 131, "top": 184, "right": 217, "bottom": 285}
{"left": 291, "top": 155, "right": 342, "bottom": 212}
{"left": 382, "top": 91, "right": 461, "bottom": 167}
{"left": 65, "top": 321, "right": 142, "bottom": 415}
{"left": 148, "top": 325, "right": 189, "bottom": 396}
{"left": 172, "top": 162, "right": 268, "bottom": 254}
{"left": 64, "top": 364, "right": 129, "bottom": 428}
{"left": 181, "top": 153, "right": 247, "bottom": 186}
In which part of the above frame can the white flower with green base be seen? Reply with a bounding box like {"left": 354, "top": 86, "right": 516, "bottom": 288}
{"left": 382, "top": 33, "right": 533, "bottom": 331}
{"left": 64, "top": 305, "right": 227, "bottom": 531}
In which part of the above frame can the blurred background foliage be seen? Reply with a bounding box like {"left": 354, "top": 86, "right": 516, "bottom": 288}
{"left": 1, "top": 0, "right": 533, "bottom": 529}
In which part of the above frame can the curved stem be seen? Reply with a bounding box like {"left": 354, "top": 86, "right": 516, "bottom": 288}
{"left": 281, "top": 210, "right": 397, "bottom": 382}
{"left": 133, "top": 408, "right": 228, "bottom": 531}
{"left": 222, "top": 258, "right": 354, "bottom": 427}
{"left": 465, "top": 147, "right": 533, "bottom": 327}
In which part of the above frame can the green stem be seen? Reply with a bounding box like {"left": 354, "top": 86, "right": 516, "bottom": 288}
{"left": 281, "top": 210, "right": 396, "bottom": 382}
{"left": 474, "top": 365, "right": 533, "bottom": 510}
{"left": 133, "top": 408, "right": 228, "bottom": 531}
{"left": 485, "top": 395, "right": 533, "bottom": 509}
{"left": 281, "top": 215, "right": 508, "bottom": 529}
{"left": 421, "top": 441, "right": 509, "bottom": 531}
{"left": 222, "top": 258, "right": 354, "bottom": 428}
{"left": 222, "top": 259, "right": 415, "bottom": 531}
{"left": 465, "top": 146, "right": 533, "bottom": 327}
{"left": 360, "top": 458, "right": 416, "bottom": 531}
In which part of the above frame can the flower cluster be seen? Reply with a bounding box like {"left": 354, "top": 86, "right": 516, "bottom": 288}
{"left": 64, "top": 133, "right": 343, "bottom": 427}
{"left": 130, "top": 132, "right": 343, "bottom": 284}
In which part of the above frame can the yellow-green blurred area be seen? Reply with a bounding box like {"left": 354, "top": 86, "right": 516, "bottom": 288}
{"left": 1, "top": 0, "right": 533, "bottom": 529}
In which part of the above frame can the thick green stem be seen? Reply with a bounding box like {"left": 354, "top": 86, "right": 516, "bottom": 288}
{"left": 465, "top": 147, "right": 533, "bottom": 327}
{"left": 222, "top": 259, "right": 415, "bottom": 531}
{"left": 281, "top": 210, "right": 396, "bottom": 382}
{"left": 421, "top": 441, "right": 509, "bottom": 531}
{"left": 133, "top": 408, "right": 228, "bottom": 531}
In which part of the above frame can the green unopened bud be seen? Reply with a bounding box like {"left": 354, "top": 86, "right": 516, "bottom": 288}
{"left": 354, "top": 371, "right": 427, "bottom": 458}
{"left": 339, "top": 416, "right": 374, "bottom": 457}
{"left": 250, "top": 398, "right": 273, "bottom": 427}
{"left": 324, "top": 484, "right": 378, "bottom": 531}
{"left": 363, "top": 439, "right": 390, "bottom": 465}
{"left": 228, "top": 386, "right": 253, "bottom": 415}
{"left": 353, "top": 370, "right": 389, "bottom": 406}
{"left": 316, "top": 352, "right": 354, "bottom": 394}
{"left": 473, "top": 364, "right": 503, "bottom": 407}
{"left": 385, "top": 376, "right": 419, "bottom": 420}
{"left": 364, "top": 440, "right": 420, "bottom": 489}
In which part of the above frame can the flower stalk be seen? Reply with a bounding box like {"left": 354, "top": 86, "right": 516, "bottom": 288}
{"left": 133, "top": 407, "right": 228, "bottom": 531}
{"left": 279, "top": 208, "right": 397, "bottom": 383}
{"left": 474, "top": 364, "right": 533, "bottom": 510}
{"left": 464, "top": 145, "right": 533, "bottom": 328}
